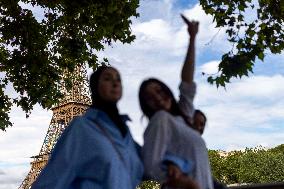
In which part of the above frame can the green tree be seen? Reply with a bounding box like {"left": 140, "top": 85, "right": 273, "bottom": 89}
{"left": 209, "top": 145, "right": 284, "bottom": 185}
{"left": 222, "top": 150, "right": 243, "bottom": 184}
{"left": 200, "top": 0, "right": 284, "bottom": 87}
{"left": 238, "top": 148, "right": 265, "bottom": 183}
{"left": 208, "top": 150, "right": 226, "bottom": 182}
{"left": 269, "top": 144, "right": 284, "bottom": 153}
{"left": 0, "top": 0, "right": 139, "bottom": 130}
{"left": 239, "top": 146, "right": 284, "bottom": 183}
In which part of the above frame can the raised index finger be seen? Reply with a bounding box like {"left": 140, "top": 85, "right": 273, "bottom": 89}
{"left": 181, "top": 14, "right": 190, "bottom": 25}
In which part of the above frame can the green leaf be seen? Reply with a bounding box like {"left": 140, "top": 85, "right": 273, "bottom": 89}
{"left": 257, "top": 52, "right": 264, "bottom": 61}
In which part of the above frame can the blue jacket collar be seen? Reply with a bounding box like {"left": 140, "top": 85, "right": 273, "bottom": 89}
{"left": 84, "top": 107, "right": 131, "bottom": 123}
{"left": 84, "top": 107, "right": 132, "bottom": 146}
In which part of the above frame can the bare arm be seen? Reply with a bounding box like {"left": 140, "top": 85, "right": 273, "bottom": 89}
{"left": 181, "top": 15, "right": 199, "bottom": 84}
{"left": 164, "top": 164, "right": 200, "bottom": 189}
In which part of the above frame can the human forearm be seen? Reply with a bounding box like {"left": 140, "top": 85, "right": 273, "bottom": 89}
{"left": 180, "top": 15, "right": 198, "bottom": 84}
{"left": 164, "top": 175, "right": 200, "bottom": 189}
{"left": 181, "top": 36, "right": 196, "bottom": 83}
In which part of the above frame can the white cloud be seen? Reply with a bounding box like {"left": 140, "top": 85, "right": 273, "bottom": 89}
{"left": 0, "top": 165, "right": 29, "bottom": 189}
{"left": 199, "top": 60, "right": 219, "bottom": 74}
{"left": 0, "top": 105, "right": 51, "bottom": 188}
{"left": 136, "top": 0, "right": 174, "bottom": 22}
{"left": 129, "top": 3, "right": 232, "bottom": 57}
{"left": 182, "top": 4, "right": 230, "bottom": 52}
{"left": 131, "top": 19, "right": 175, "bottom": 50}
{"left": 194, "top": 73, "right": 284, "bottom": 151}
{"left": 0, "top": 106, "right": 51, "bottom": 162}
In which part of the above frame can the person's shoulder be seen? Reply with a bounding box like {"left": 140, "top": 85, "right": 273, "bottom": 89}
{"left": 150, "top": 110, "right": 173, "bottom": 123}
{"left": 152, "top": 110, "right": 172, "bottom": 118}
{"left": 149, "top": 110, "right": 176, "bottom": 130}
{"left": 68, "top": 115, "right": 85, "bottom": 127}
{"left": 144, "top": 110, "right": 173, "bottom": 139}
{"left": 62, "top": 115, "right": 104, "bottom": 144}
{"left": 66, "top": 114, "right": 94, "bottom": 135}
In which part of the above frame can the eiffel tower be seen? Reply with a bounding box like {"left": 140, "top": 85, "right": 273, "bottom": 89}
{"left": 18, "top": 65, "right": 91, "bottom": 189}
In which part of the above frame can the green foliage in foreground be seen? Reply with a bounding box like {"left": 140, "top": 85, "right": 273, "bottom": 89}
{"left": 0, "top": 0, "right": 139, "bottom": 130}
{"left": 136, "top": 180, "right": 161, "bottom": 189}
{"left": 200, "top": 0, "right": 284, "bottom": 87}
{"left": 209, "top": 144, "right": 284, "bottom": 185}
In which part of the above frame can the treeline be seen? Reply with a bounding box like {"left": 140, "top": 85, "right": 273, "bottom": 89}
{"left": 209, "top": 144, "right": 284, "bottom": 185}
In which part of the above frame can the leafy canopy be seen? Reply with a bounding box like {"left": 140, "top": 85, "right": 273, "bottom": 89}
{"left": 209, "top": 145, "right": 284, "bottom": 184}
{"left": 200, "top": 0, "right": 284, "bottom": 87}
{"left": 0, "top": 0, "right": 139, "bottom": 130}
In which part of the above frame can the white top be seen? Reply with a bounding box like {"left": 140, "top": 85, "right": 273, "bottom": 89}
{"left": 142, "top": 82, "right": 213, "bottom": 189}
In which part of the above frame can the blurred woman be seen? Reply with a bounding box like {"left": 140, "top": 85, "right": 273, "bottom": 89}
{"left": 139, "top": 15, "right": 213, "bottom": 189}
{"left": 32, "top": 66, "right": 143, "bottom": 189}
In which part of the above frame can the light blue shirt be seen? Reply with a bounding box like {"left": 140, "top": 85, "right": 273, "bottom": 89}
{"left": 31, "top": 107, "right": 144, "bottom": 189}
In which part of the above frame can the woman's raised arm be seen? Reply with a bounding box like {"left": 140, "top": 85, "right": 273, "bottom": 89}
{"left": 181, "top": 15, "right": 199, "bottom": 84}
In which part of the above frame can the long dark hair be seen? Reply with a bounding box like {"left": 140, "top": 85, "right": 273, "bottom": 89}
{"left": 89, "top": 65, "right": 127, "bottom": 137}
{"left": 139, "top": 78, "right": 192, "bottom": 127}
{"left": 90, "top": 65, "right": 109, "bottom": 103}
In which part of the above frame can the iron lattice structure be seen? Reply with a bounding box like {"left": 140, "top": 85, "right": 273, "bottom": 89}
{"left": 19, "top": 65, "right": 91, "bottom": 189}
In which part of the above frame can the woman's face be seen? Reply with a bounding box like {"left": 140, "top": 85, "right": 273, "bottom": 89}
{"left": 193, "top": 112, "right": 206, "bottom": 135}
{"left": 143, "top": 82, "right": 172, "bottom": 112}
{"left": 97, "top": 67, "right": 122, "bottom": 103}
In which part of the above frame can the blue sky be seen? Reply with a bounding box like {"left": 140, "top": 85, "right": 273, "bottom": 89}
{"left": 0, "top": 0, "right": 284, "bottom": 188}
